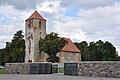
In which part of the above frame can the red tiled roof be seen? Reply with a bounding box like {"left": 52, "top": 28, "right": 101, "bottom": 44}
{"left": 61, "top": 38, "right": 80, "bottom": 53}
{"left": 26, "top": 11, "right": 46, "bottom": 21}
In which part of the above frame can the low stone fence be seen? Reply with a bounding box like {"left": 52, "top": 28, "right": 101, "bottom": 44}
{"left": 5, "top": 63, "right": 30, "bottom": 74}
{"left": 64, "top": 61, "right": 120, "bottom": 78}
{"left": 5, "top": 62, "right": 52, "bottom": 74}
{"left": 6, "top": 62, "right": 120, "bottom": 78}
{"left": 79, "top": 61, "right": 120, "bottom": 78}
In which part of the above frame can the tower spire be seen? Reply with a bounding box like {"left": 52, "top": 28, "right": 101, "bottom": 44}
{"left": 26, "top": 11, "right": 46, "bottom": 21}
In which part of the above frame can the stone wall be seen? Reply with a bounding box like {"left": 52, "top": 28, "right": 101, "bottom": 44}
{"left": 5, "top": 62, "right": 52, "bottom": 74}
{"left": 5, "top": 63, "right": 30, "bottom": 74}
{"left": 79, "top": 61, "right": 120, "bottom": 78}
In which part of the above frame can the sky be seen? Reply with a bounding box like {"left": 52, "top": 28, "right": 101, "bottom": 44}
{"left": 0, "top": 0, "right": 120, "bottom": 55}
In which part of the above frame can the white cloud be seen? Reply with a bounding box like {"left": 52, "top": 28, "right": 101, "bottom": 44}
{"left": 0, "top": 0, "right": 116, "bottom": 10}
{"left": 0, "top": 0, "right": 40, "bottom": 10}
{"left": 60, "top": 0, "right": 115, "bottom": 9}
{"left": 0, "top": 0, "right": 120, "bottom": 55}
{"left": 0, "top": 5, "right": 34, "bottom": 46}
{"left": 0, "top": 35, "right": 12, "bottom": 48}
{"left": 0, "top": 36, "right": 12, "bottom": 43}
{"left": 36, "top": 0, "right": 61, "bottom": 13}
{"left": 78, "top": 3, "right": 120, "bottom": 40}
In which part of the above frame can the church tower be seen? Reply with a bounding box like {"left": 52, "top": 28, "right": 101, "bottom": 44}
{"left": 25, "top": 11, "right": 46, "bottom": 62}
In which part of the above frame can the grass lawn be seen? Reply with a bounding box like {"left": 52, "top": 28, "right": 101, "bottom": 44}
{"left": 58, "top": 68, "right": 64, "bottom": 73}
{"left": 0, "top": 69, "right": 6, "bottom": 74}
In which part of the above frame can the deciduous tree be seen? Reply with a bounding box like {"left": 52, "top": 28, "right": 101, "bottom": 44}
{"left": 39, "top": 32, "right": 67, "bottom": 63}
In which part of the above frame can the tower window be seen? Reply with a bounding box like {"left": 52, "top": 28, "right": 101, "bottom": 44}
{"left": 39, "top": 21, "right": 41, "bottom": 28}
{"left": 28, "top": 21, "right": 32, "bottom": 29}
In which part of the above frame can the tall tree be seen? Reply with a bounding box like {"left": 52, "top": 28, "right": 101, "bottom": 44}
{"left": 39, "top": 32, "right": 67, "bottom": 63}
{"left": 3, "top": 30, "right": 25, "bottom": 63}
{"left": 0, "top": 48, "right": 5, "bottom": 66}
{"left": 102, "top": 41, "right": 118, "bottom": 61}
{"left": 89, "top": 41, "right": 97, "bottom": 61}
{"left": 0, "top": 30, "right": 25, "bottom": 65}
{"left": 89, "top": 40, "right": 119, "bottom": 61}
{"left": 95, "top": 40, "right": 104, "bottom": 60}
{"left": 4, "top": 42, "right": 12, "bottom": 63}
{"left": 75, "top": 41, "right": 89, "bottom": 61}
{"left": 11, "top": 30, "right": 25, "bottom": 62}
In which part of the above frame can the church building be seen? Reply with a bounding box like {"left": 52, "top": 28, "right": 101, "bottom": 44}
{"left": 25, "top": 11, "right": 81, "bottom": 63}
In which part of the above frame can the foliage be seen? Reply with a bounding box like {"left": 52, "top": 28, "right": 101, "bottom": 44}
{"left": 0, "top": 49, "right": 5, "bottom": 66}
{"left": 75, "top": 41, "right": 89, "bottom": 61}
{"left": 39, "top": 32, "right": 67, "bottom": 63}
{"left": 118, "top": 56, "right": 120, "bottom": 61}
{"left": 0, "top": 30, "right": 25, "bottom": 65}
{"left": 58, "top": 68, "right": 64, "bottom": 73}
{"left": 4, "top": 42, "right": 12, "bottom": 63}
{"left": 75, "top": 40, "right": 119, "bottom": 61}
{"left": 10, "top": 30, "right": 25, "bottom": 62}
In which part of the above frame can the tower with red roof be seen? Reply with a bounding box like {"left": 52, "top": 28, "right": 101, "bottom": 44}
{"left": 25, "top": 11, "right": 46, "bottom": 62}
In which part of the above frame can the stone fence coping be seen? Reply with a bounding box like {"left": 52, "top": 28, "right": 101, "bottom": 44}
{"left": 63, "top": 61, "right": 120, "bottom": 63}
{"left": 80, "top": 61, "right": 120, "bottom": 63}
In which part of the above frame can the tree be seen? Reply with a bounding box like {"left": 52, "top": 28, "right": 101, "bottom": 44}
{"left": 0, "top": 30, "right": 25, "bottom": 65}
{"left": 75, "top": 40, "right": 119, "bottom": 61}
{"left": 89, "top": 40, "right": 118, "bottom": 61}
{"left": 0, "top": 49, "right": 5, "bottom": 66}
{"left": 4, "top": 42, "right": 12, "bottom": 63}
{"left": 39, "top": 32, "right": 67, "bottom": 63}
{"left": 1, "top": 30, "right": 25, "bottom": 64}
{"left": 11, "top": 30, "right": 25, "bottom": 62}
{"left": 75, "top": 41, "right": 89, "bottom": 61}
{"left": 88, "top": 41, "right": 97, "bottom": 61}
{"left": 102, "top": 41, "right": 118, "bottom": 61}
{"left": 88, "top": 40, "right": 103, "bottom": 61}
{"left": 95, "top": 40, "right": 104, "bottom": 60}
{"left": 118, "top": 56, "right": 120, "bottom": 61}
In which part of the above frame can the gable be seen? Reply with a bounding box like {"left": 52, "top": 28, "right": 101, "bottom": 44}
{"left": 61, "top": 38, "right": 80, "bottom": 53}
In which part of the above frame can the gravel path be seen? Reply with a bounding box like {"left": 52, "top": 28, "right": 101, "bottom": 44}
{"left": 0, "top": 74, "right": 120, "bottom": 80}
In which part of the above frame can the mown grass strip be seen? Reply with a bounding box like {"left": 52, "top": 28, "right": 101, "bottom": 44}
{"left": 0, "top": 69, "right": 6, "bottom": 74}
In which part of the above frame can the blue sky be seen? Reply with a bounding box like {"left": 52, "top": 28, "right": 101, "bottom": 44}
{"left": 0, "top": 0, "right": 120, "bottom": 55}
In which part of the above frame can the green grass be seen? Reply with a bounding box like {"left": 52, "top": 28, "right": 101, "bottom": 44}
{"left": 0, "top": 69, "right": 6, "bottom": 74}
{"left": 58, "top": 68, "right": 64, "bottom": 73}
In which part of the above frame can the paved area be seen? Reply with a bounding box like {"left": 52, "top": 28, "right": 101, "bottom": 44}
{"left": 0, "top": 74, "right": 120, "bottom": 80}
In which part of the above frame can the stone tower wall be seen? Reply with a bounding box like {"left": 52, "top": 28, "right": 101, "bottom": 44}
{"left": 25, "top": 18, "right": 46, "bottom": 63}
